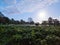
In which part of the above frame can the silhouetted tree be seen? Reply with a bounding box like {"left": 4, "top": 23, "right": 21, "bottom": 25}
{"left": 10, "top": 18, "right": 15, "bottom": 24}
{"left": 35, "top": 22, "right": 40, "bottom": 26}
{"left": 4, "top": 17, "right": 10, "bottom": 24}
{"left": 28, "top": 17, "right": 34, "bottom": 24}
{"left": 48, "top": 17, "right": 53, "bottom": 26}
{"left": 42, "top": 21, "right": 48, "bottom": 26}
{"left": 0, "top": 12, "right": 5, "bottom": 24}
{"left": 53, "top": 19, "right": 60, "bottom": 26}
{"left": 20, "top": 19, "right": 25, "bottom": 24}
{"left": 15, "top": 20, "right": 20, "bottom": 24}
{"left": 0, "top": 17, "right": 5, "bottom": 24}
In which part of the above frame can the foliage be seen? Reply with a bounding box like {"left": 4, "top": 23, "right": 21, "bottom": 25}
{"left": 0, "top": 25, "right": 60, "bottom": 45}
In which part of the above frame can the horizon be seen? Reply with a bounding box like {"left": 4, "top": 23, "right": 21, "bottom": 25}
{"left": 0, "top": 0, "right": 60, "bottom": 23}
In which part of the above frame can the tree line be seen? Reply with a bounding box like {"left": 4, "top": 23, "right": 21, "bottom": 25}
{"left": 0, "top": 12, "right": 60, "bottom": 26}
{"left": 42, "top": 17, "right": 60, "bottom": 26}
{"left": 0, "top": 12, "right": 34, "bottom": 24}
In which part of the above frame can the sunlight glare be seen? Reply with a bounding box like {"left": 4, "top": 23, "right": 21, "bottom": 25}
{"left": 36, "top": 10, "right": 47, "bottom": 23}
{"left": 38, "top": 10, "right": 46, "bottom": 19}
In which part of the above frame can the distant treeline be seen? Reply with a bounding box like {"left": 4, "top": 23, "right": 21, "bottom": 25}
{"left": 0, "top": 12, "right": 34, "bottom": 24}
{"left": 0, "top": 12, "right": 60, "bottom": 26}
{"left": 0, "top": 17, "right": 34, "bottom": 24}
{"left": 42, "top": 17, "right": 60, "bottom": 26}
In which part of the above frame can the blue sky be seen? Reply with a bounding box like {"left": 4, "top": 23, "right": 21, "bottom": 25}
{"left": 0, "top": 0, "right": 60, "bottom": 23}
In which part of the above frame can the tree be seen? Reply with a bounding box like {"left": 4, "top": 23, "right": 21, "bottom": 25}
{"left": 0, "top": 12, "right": 5, "bottom": 24}
{"left": 3, "top": 17, "right": 10, "bottom": 24}
{"left": 20, "top": 19, "right": 25, "bottom": 24}
{"left": 48, "top": 17, "right": 53, "bottom": 26}
{"left": 35, "top": 22, "right": 40, "bottom": 26}
{"left": 42, "top": 21, "right": 47, "bottom": 26}
{"left": 0, "top": 17, "right": 5, "bottom": 24}
{"left": 10, "top": 18, "right": 15, "bottom": 24}
{"left": 28, "top": 17, "right": 34, "bottom": 24}
{"left": 53, "top": 19, "right": 60, "bottom": 26}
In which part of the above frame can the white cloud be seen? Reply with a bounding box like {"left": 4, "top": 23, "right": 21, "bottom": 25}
{"left": 2, "top": 0, "right": 59, "bottom": 15}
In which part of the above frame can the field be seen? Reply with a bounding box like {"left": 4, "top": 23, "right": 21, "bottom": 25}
{"left": 0, "top": 25, "right": 60, "bottom": 45}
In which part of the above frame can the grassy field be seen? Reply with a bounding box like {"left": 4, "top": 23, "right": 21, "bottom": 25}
{"left": 0, "top": 25, "right": 60, "bottom": 45}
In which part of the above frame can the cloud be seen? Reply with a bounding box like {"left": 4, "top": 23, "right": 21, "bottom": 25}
{"left": 4, "top": 0, "right": 16, "bottom": 5}
{"left": 2, "top": 5, "right": 20, "bottom": 15}
{"left": 2, "top": 0, "right": 59, "bottom": 15}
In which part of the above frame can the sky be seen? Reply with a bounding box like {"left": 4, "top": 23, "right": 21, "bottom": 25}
{"left": 0, "top": 0, "right": 60, "bottom": 23}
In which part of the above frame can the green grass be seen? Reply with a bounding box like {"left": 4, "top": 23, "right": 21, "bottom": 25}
{"left": 0, "top": 25, "right": 60, "bottom": 45}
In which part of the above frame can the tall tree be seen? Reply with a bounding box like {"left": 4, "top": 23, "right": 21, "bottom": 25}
{"left": 53, "top": 19, "right": 60, "bottom": 26}
{"left": 48, "top": 17, "right": 53, "bottom": 26}
{"left": 28, "top": 17, "right": 34, "bottom": 24}
{"left": 3, "top": 17, "right": 10, "bottom": 24}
